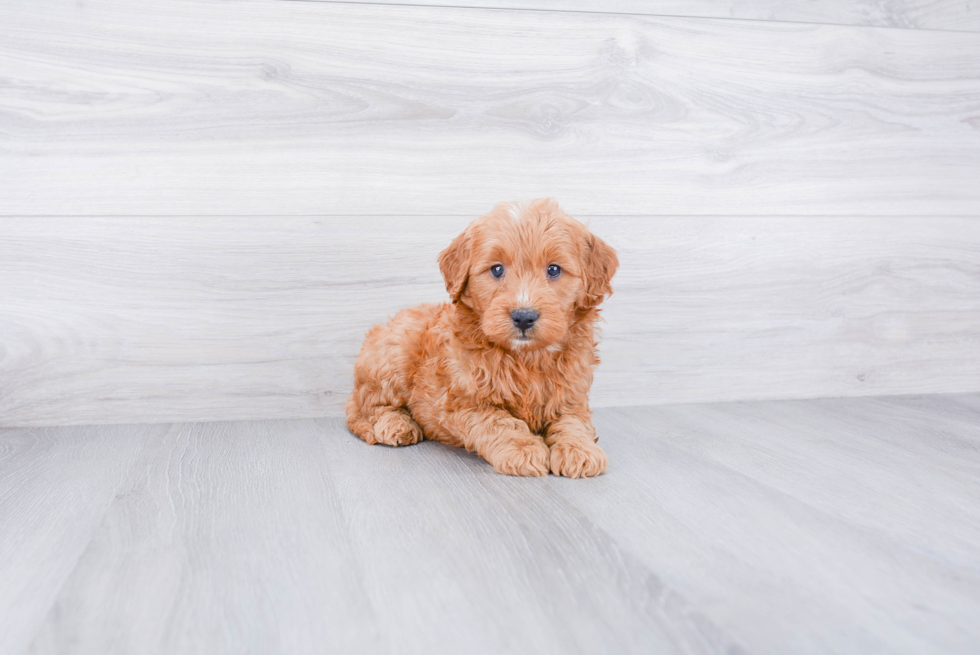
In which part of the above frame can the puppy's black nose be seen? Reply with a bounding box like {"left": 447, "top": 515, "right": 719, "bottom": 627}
{"left": 511, "top": 308, "right": 538, "bottom": 332}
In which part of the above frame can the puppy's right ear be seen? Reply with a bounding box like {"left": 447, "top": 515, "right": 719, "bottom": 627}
{"left": 438, "top": 229, "right": 471, "bottom": 303}
{"left": 578, "top": 231, "right": 619, "bottom": 310}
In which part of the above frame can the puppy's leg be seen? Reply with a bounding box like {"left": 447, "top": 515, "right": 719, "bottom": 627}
{"left": 439, "top": 407, "right": 550, "bottom": 477}
{"left": 545, "top": 414, "right": 608, "bottom": 478}
{"left": 345, "top": 322, "right": 423, "bottom": 447}
{"left": 349, "top": 404, "right": 423, "bottom": 447}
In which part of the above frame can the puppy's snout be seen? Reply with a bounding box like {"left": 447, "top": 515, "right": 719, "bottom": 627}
{"left": 511, "top": 308, "right": 538, "bottom": 332}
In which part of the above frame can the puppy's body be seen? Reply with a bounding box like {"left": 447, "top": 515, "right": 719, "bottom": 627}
{"left": 345, "top": 199, "right": 618, "bottom": 477}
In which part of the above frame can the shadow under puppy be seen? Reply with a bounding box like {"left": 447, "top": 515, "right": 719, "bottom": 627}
{"left": 345, "top": 199, "right": 618, "bottom": 477}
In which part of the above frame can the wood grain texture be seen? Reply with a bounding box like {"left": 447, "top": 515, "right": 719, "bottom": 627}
{"left": 297, "top": 0, "right": 980, "bottom": 33}
{"left": 23, "top": 418, "right": 742, "bottom": 655}
{"left": 2, "top": 0, "right": 980, "bottom": 216}
{"left": 0, "top": 424, "right": 157, "bottom": 655}
{"left": 5, "top": 394, "right": 979, "bottom": 654}
{"left": 560, "top": 397, "right": 980, "bottom": 654}
{"left": 25, "top": 422, "right": 383, "bottom": 655}
{"left": 2, "top": 216, "right": 978, "bottom": 427}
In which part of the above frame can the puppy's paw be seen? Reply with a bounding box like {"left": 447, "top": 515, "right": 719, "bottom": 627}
{"left": 372, "top": 409, "right": 423, "bottom": 447}
{"left": 550, "top": 440, "right": 608, "bottom": 478}
{"left": 490, "top": 435, "right": 550, "bottom": 477}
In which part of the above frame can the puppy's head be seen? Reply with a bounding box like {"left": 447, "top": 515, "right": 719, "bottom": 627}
{"left": 438, "top": 199, "right": 618, "bottom": 352}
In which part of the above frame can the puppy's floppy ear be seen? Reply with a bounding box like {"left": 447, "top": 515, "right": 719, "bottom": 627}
{"left": 578, "top": 231, "right": 619, "bottom": 309}
{"left": 438, "top": 229, "right": 471, "bottom": 303}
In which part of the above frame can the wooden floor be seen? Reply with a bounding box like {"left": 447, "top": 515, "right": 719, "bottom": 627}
{"left": 2, "top": 394, "right": 978, "bottom": 654}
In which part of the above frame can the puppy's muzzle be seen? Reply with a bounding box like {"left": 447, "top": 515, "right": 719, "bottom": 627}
{"left": 511, "top": 308, "right": 538, "bottom": 334}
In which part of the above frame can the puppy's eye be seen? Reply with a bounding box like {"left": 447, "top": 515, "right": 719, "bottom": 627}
{"left": 547, "top": 264, "right": 562, "bottom": 279}
{"left": 490, "top": 264, "right": 505, "bottom": 279}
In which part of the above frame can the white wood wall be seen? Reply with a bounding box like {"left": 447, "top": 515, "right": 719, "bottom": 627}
{"left": 1, "top": 0, "right": 978, "bottom": 426}
{"left": 304, "top": 0, "right": 980, "bottom": 32}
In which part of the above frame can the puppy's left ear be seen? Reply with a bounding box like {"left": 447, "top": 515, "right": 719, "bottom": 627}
{"left": 438, "top": 229, "right": 471, "bottom": 303}
{"left": 579, "top": 232, "right": 619, "bottom": 309}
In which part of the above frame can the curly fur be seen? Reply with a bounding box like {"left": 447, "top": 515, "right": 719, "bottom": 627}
{"left": 345, "top": 198, "right": 619, "bottom": 477}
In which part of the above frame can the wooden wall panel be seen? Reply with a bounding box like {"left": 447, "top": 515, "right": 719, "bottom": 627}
{"left": 297, "top": 0, "right": 980, "bottom": 33}
{"left": 1, "top": 0, "right": 979, "bottom": 216}
{"left": 2, "top": 216, "right": 977, "bottom": 426}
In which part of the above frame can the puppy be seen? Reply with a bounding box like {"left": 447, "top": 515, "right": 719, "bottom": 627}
{"left": 345, "top": 199, "right": 618, "bottom": 477}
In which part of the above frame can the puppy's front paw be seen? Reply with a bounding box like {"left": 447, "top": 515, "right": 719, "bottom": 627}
{"left": 372, "top": 408, "right": 423, "bottom": 446}
{"left": 489, "top": 435, "right": 550, "bottom": 477}
{"left": 550, "top": 440, "right": 608, "bottom": 478}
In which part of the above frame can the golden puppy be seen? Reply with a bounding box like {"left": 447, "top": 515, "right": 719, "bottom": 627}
{"left": 345, "top": 199, "right": 618, "bottom": 477}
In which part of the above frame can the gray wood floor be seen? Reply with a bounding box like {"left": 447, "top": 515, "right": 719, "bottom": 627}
{"left": 2, "top": 394, "right": 978, "bottom": 654}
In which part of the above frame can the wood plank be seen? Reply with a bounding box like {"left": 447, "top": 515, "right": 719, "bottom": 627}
{"left": 2, "top": 0, "right": 980, "bottom": 216}
{"left": 16, "top": 395, "right": 980, "bottom": 653}
{"left": 873, "top": 392, "right": 980, "bottom": 428}
{"left": 0, "top": 424, "right": 156, "bottom": 655}
{"left": 663, "top": 399, "right": 980, "bottom": 572}
{"left": 295, "top": 0, "right": 980, "bottom": 33}
{"left": 24, "top": 421, "right": 383, "bottom": 654}
{"left": 25, "top": 417, "right": 742, "bottom": 654}
{"left": 564, "top": 398, "right": 980, "bottom": 654}
{"left": 2, "top": 216, "right": 978, "bottom": 426}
